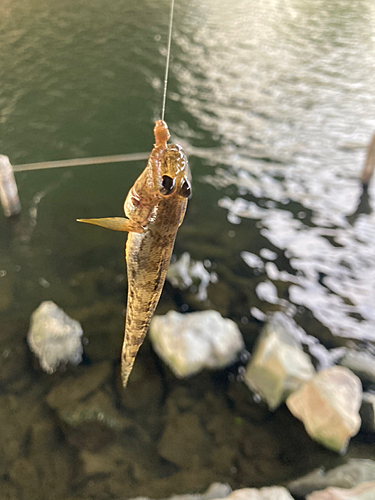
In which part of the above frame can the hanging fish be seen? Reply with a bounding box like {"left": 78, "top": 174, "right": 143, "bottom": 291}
{"left": 78, "top": 120, "right": 191, "bottom": 387}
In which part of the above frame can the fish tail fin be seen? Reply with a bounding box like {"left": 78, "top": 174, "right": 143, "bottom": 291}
{"left": 121, "top": 329, "right": 146, "bottom": 388}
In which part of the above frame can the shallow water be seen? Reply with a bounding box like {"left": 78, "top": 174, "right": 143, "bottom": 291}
{"left": 1, "top": 0, "right": 375, "bottom": 498}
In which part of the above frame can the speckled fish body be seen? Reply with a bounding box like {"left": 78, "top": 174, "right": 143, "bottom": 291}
{"left": 123, "top": 179, "right": 187, "bottom": 386}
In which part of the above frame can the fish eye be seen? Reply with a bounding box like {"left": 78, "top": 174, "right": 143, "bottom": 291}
{"left": 160, "top": 175, "right": 175, "bottom": 195}
{"left": 180, "top": 179, "right": 191, "bottom": 198}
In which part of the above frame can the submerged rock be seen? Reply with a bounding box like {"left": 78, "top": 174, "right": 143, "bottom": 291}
{"left": 360, "top": 393, "right": 375, "bottom": 432}
{"left": 338, "top": 348, "right": 375, "bottom": 384}
{"left": 131, "top": 483, "right": 231, "bottom": 500}
{"left": 46, "top": 361, "right": 112, "bottom": 410}
{"left": 149, "top": 310, "right": 244, "bottom": 378}
{"left": 58, "top": 390, "right": 132, "bottom": 451}
{"left": 288, "top": 459, "right": 375, "bottom": 497}
{"left": 158, "top": 412, "right": 211, "bottom": 468}
{"left": 307, "top": 480, "right": 375, "bottom": 500}
{"left": 244, "top": 312, "right": 315, "bottom": 410}
{"left": 9, "top": 458, "right": 40, "bottom": 500}
{"left": 27, "top": 301, "right": 83, "bottom": 373}
{"left": 286, "top": 367, "right": 362, "bottom": 453}
{"left": 45, "top": 362, "right": 125, "bottom": 451}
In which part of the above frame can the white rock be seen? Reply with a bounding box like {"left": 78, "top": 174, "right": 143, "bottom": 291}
{"left": 149, "top": 310, "right": 244, "bottom": 378}
{"left": 286, "top": 366, "right": 362, "bottom": 453}
{"left": 222, "top": 486, "right": 294, "bottom": 500}
{"left": 130, "top": 485, "right": 293, "bottom": 500}
{"left": 288, "top": 459, "right": 375, "bottom": 497}
{"left": 339, "top": 349, "right": 375, "bottom": 384}
{"left": 244, "top": 312, "right": 315, "bottom": 410}
{"left": 27, "top": 301, "right": 83, "bottom": 373}
{"left": 307, "top": 480, "right": 375, "bottom": 500}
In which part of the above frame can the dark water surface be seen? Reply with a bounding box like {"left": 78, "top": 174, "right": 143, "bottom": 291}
{"left": 1, "top": 0, "right": 375, "bottom": 498}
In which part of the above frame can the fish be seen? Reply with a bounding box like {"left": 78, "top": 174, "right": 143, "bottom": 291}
{"left": 78, "top": 120, "right": 191, "bottom": 387}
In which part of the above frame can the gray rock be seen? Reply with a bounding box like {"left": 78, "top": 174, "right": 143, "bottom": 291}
{"left": 29, "top": 419, "right": 71, "bottom": 498}
{"left": 286, "top": 367, "right": 362, "bottom": 453}
{"left": 339, "top": 349, "right": 375, "bottom": 384}
{"left": 27, "top": 301, "right": 83, "bottom": 373}
{"left": 149, "top": 310, "right": 244, "bottom": 378}
{"left": 58, "top": 390, "right": 132, "bottom": 451}
{"left": 9, "top": 458, "right": 39, "bottom": 500}
{"left": 244, "top": 312, "right": 315, "bottom": 410}
{"left": 307, "top": 480, "right": 375, "bottom": 499}
{"left": 46, "top": 361, "right": 112, "bottom": 410}
{"left": 360, "top": 393, "right": 375, "bottom": 432}
{"left": 0, "top": 479, "right": 18, "bottom": 500}
{"left": 0, "top": 390, "right": 45, "bottom": 476}
{"left": 158, "top": 412, "right": 211, "bottom": 468}
{"left": 288, "top": 459, "right": 375, "bottom": 497}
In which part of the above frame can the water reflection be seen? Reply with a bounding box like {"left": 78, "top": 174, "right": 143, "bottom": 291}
{"left": 170, "top": 0, "right": 375, "bottom": 344}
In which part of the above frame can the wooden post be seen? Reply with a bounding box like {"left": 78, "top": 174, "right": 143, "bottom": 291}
{"left": 362, "top": 133, "right": 375, "bottom": 189}
{"left": 0, "top": 155, "right": 21, "bottom": 217}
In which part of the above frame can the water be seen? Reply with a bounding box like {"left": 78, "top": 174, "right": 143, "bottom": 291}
{"left": 1, "top": 0, "right": 375, "bottom": 498}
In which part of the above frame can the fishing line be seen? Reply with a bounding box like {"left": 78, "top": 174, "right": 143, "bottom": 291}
{"left": 161, "top": 0, "right": 175, "bottom": 121}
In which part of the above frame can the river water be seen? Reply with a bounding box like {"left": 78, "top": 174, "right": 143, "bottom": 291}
{"left": 1, "top": 0, "right": 375, "bottom": 498}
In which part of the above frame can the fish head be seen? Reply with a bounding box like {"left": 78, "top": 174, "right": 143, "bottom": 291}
{"left": 159, "top": 144, "right": 192, "bottom": 199}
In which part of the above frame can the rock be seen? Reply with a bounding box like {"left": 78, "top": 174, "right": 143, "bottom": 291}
{"left": 46, "top": 361, "right": 112, "bottom": 409}
{"left": 149, "top": 310, "right": 244, "bottom": 378}
{"left": 0, "top": 479, "right": 18, "bottom": 500}
{"left": 29, "top": 420, "right": 71, "bottom": 498}
{"left": 307, "top": 480, "right": 375, "bottom": 499}
{"left": 27, "top": 301, "right": 83, "bottom": 373}
{"left": 286, "top": 367, "right": 362, "bottom": 453}
{"left": 158, "top": 412, "right": 211, "bottom": 468}
{"left": 339, "top": 349, "right": 375, "bottom": 384}
{"left": 130, "top": 482, "right": 231, "bottom": 500}
{"left": 167, "top": 252, "right": 218, "bottom": 301}
{"left": 80, "top": 444, "right": 131, "bottom": 477}
{"left": 56, "top": 390, "right": 132, "bottom": 451}
{"left": 288, "top": 459, "right": 375, "bottom": 497}
{"left": 129, "top": 484, "right": 293, "bottom": 500}
{"left": 360, "top": 393, "right": 375, "bottom": 432}
{"left": 222, "top": 487, "right": 294, "bottom": 500}
{"left": 9, "top": 458, "right": 40, "bottom": 500}
{"left": 0, "top": 390, "right": 45, "bottom": 476}
{"left": 244, "top": 312, "right": 315, "bottom": 410}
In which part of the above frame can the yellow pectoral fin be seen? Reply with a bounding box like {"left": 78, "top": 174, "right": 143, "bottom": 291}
{"left": 77, "top": 217, "right": 144, "bottom": 233}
